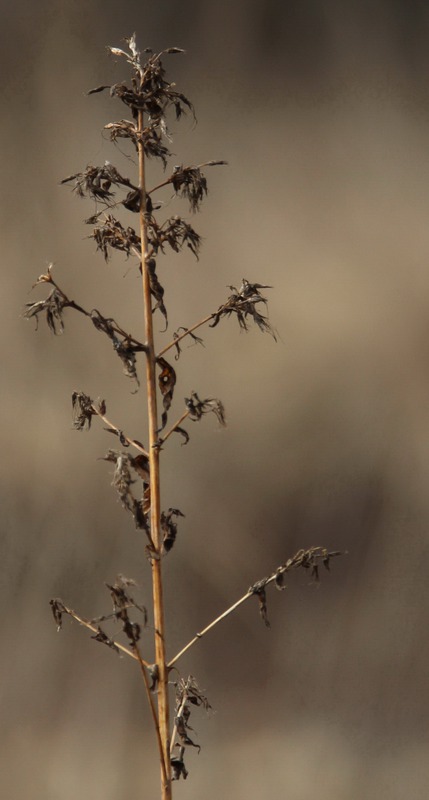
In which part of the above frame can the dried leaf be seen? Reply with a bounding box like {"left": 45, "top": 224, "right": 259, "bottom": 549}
{"left": 171, "top": 161, "right": 227, "bottom": 212}
{"left": 104, "top": 119, "right": 138, "bottom": 149}
{"left": 146, "top": 258, "right": 167, "bottom": 327}
{"left": 157, "top": 357, "right": 177, "bottom": 430}
{"left": 122, "top": 619, "right": 141, "bottom": 645}
{"left": 87, "top": 84, "right": 111, "bottom": 95}
{"left": 91, "top": 214, "right": 141, "bottom": 261}
{"left": 161, "top": 508, "right": 185, "bottom": 553}
{"left": 148, "top": 216, "right": 201, "bottom": 260}
{"left": 72, "top": 391, "right": 95, "bottom": 430}
{"left": 90, "top": 309, "right": 145, "bottom": 386}
{"left": 274, "top": 571, "right": 285, "bottom": 591}
{"left": 173, "top": 425, "right": 190, "bottom": 445}
{"left": 210, "top": 279, "right": 276, "bottom": 339}
{"left": 103, "top": 450, "right": 151, "bottom": 534}
{"left": 148, "top": 663, "right": 159, "bottom": 691}
{"left": 122, "top": 189, "right": 141, "bottom": 212}
{"left": 61, "top": 163, "right": 135, "bottom": 201}
{"left": 50, "top": 598, "right": 66, "bottom": 631}
{"left": 91, "top": 626, "right": 120, "bottom": 654}
{"left": 171, "top": 748, "right": 188, "bottom": 781}
{"left": 173, "top": 327, "right": 204, "bottom": 360}
{"left": 176, "top": 717, "right": 201, "bottom": 752}
{"left": 23, "top": 288, "right": 69, "bottom": 335}
{"left": 108, "top": 46, "right": 129, "bottom": 59}
{"left": 185, "top": 391, "right": 226, "bottom": 426}
{"left": 104, "top": 578, "right": 147, "bottom": 645}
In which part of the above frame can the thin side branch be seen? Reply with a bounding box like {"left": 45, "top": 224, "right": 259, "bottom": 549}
{"left": 168, "top": 547, "right": 343, "bottom": 667}
{"left": 91, "top": 403, "right": 149, "bottom": 456}
{"left": 134, "top": 643, "right": 170, "bottom": 787}
{"left": 50, "top": 601, "right": 143, "bottom": 663}
{"left": 157, "top": 289, "right": 276, "bottom": 360}
{"left": 157, "top": 410, "right": 191, "bottom": 446}
{"left": 157, "top": 314, "right": 214, "bottom": 358}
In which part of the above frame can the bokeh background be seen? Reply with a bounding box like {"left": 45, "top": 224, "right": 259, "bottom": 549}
{"left": 3, "top": 1, "right": 429, "bottom": 798}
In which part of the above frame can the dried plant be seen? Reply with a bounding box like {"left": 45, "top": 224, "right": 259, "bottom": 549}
{"left": 25, "top": 35, "right": 343, "bottom": 799}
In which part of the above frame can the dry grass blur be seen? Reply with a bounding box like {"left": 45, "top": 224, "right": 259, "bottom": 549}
{"left": 3, "top": 1, "right": 429, "bottom": 798}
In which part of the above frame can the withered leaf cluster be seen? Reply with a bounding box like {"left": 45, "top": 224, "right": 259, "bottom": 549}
{"left": 89, "top": 38, "right": 194, "bottom": 166}
{"left": 91, "top": 214, "right": 141, "bottom": 260}
{"left": 56, "top": 36, "right": 230, "bottom": 341}
{"left": 102, "top": 38, "right": 194, "bottom": 125}
{"left": 171, "top": 676, "right": 212, "bottom": 780}
{"left": 90, "top": 309, "right": 147, "bottom": 386}
{"left": 24, "top": 273, "right": 151, "bottom": 391}
{"left": 61, "top": 163, "right": 136, "bottom": 201}
{"left": 211, "top": 279, "right": 276, "bottom": 339}
{"left": 185, "top": 391, "right": 226, "bottom": 426}
{"left": 103, "top": 449, "right": 151, "bottom": 535}
{"left": 147, "top": 215, "right": 201, "bottom": 260}
{"left": 105, "top": 577, "right": 147, "bottom": 647}
{"left": 171, "top": 161, "right": 227, "bottom": 212}
{"left": 249, "top": 547, "right": 344, "bottom": 627}
{"left": 23, "top": 272, "right": 88, "bottom": 336}
{"left": 50, "top": 575, "right": 148, "bottom": 654}
{"left": 104, "top": 119, "right": 171, "bottom": 166}
{"left": 23, "top": 287, "right": 78, "bottom": 335}
{"left": 161, "top": 390, "right": 226, "bottom": 446}
{"left": 72, "top": 391, "right": 98, "bottom": 431}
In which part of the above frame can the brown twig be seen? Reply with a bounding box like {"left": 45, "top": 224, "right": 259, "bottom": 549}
{"left": 90, "top": 403, "right": 149, "bottom": 456}
{"left": 157, "top": 410, "right": 191, "bottom": 446}
{"left": 157, "top": 314, "right": 214, "bottom": 358}
{"left": 168, "top": 547, "right": 343, "bottom": 667}
{"left": 57, "top": 603, "right": 143, "bottom": 663}
{"left": 157, "top": 293, "right": 274, "bottom": 360}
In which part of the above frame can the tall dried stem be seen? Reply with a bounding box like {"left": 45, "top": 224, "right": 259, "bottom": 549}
{"left": 137, "top": 108, "right": 171, "bottom": 796}
{"left": 24, "top": 36, "right": 345, "bottom": 800}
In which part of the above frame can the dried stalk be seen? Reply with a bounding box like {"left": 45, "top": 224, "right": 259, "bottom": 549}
{"left": 137, "top": 107, "right": 172, "bottom": 796}
{"left": 25, "top": 36, "right": 345, "bottom": 799}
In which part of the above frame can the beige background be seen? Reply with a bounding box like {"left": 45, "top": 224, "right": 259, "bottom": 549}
{"left": 3, "top": 1, "right": 429, "bottom": 797}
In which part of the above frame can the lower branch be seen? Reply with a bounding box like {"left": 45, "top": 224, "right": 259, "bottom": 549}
{"left": 134, "top": 643, "right": 170, "bottom": 787}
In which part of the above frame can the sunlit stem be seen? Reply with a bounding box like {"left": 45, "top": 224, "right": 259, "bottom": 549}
{"left": 137, "top": 108, "right": 172, "bottom": 798}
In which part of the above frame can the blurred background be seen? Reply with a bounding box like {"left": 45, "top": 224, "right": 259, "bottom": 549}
{"left": 2, "top": 1, "right": 429, "bottom": 797}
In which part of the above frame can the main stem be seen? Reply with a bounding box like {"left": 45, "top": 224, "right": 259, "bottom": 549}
{"left": 137, "top": 110, "right": 172, "bottom": 798}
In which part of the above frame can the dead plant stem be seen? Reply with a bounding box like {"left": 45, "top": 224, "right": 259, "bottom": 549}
{"left": 137, "top": 108, "right": 172, "bottom": 797}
